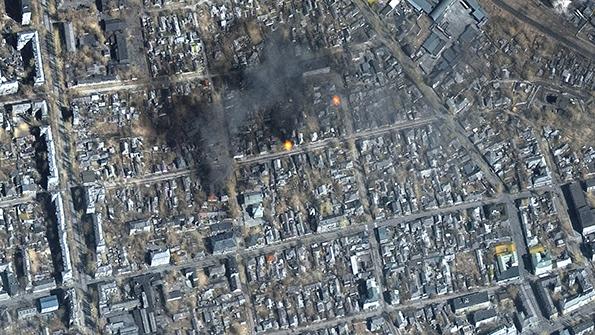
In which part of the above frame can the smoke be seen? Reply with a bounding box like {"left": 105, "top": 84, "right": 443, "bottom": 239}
{"left": 150, "top": 90, "right": 231, "bottom": 193}
{"left": 226, "top": 31, "right": 309, "bottom": 140}
{"left": 155, "top": 30, "right": 312, "bottom": 193}
{"left": 552, "top": 0, "right": 571, "bottom": 13}
{"left": 550, "top": 0, "right": 595, "bottom": 15}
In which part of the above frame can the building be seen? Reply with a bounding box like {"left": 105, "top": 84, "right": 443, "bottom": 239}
{"left": 17, "top": 31, "right": 45, "bottom": 86}
{"left": 571, "top": 320, "right": 595, "bottom": 335}
{"left": 208, "top": 231, "right": 237, "bottom": 254}
{"left": 362, "top": 278, "right": 381, "bottom": 310}
{"left": 113, "top": 32, "right": 129, "bottom": 64}
{"left": 241, "top": 190, "right": 264, "bottom": 226}
{"left": 535, "top": 277, "right": 557, "bottom": 319}
{"left": 53, "top": 193, "right": 73, "bottom": 284}
{"left": 17, "top": 307, "right": 37, "bottom": 320}
{"left": 429, "top": 0, "right": 456, "bottom": 22}
{"left": 472, "top": 308, "right": 497, "bottom": 327}
{"left": 494, "top": 243, "right": 520, "bottom": 282}
{"left": 565, "top": 182, "right": 595, "bottom": 235}
{"left": 0, "top": 79, "right": 19, "bottom": 96}
{"left": 41, "top": 126, "right": 59, "bottom": 189}
{"left": 317, "top": 214, "right": 346, "bottom": 232}
{"left": 529, "top": 245, "right": 553, "bottom": 276}
{"left": 407, "top": 0, "right": 433, "bottom": 13}
{"left": 129, "top": 218, "right": 152, "bottom": 235}
{"left": 558, "top": 290, "right": 595, "bottom": 315}
{"left": 21, "top": 0, "right": 32, "bottom": 25}
{"left": 451, "top": 291, "right": 490, "bottom": 314}
{"left": 62, "top": 22, "right": 77, "bottom": 52}
{"left": 1, "top": 269, "right": 18, "bottom": 297}
{"left": 148, "top": 248, "right": 171, "bottom": 267}
{"left": 92, "top": 213, "right": 107, "bottom": 254}
{"left": 39, "top": 295, "right": 59, "bottom": 313}
{"left": 102, "top": 18, "right": 127, "bottom": 33}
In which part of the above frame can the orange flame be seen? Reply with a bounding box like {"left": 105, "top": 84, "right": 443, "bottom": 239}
{"left": 283, "top": 140, "right": 293, "bottom": 151}
{"left": 332, "top": 95, "right": 341, "bottom": 107}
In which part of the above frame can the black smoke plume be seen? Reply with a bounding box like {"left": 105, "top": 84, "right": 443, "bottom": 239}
{"left": 156, "top": 30, "right": 311, "bottom": 192}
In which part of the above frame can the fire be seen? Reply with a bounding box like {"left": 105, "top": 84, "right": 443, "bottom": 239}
{"left": 332, "top": 95, "right": 341, "bottom": 107}
{"left": 283, "top": 140, "right": 293, "bottom": 151}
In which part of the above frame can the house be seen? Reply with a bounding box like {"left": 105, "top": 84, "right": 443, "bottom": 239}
{"left": 39, "top": 295, "right": 59, "bottom": 313}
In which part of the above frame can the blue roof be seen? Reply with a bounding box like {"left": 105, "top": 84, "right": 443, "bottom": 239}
{"left": 430, "top": 0, "right": 455, "bottom": 22}
{"left": 39, "top": 295, "right": 59, "bottom": 311}
{"left": 407, "top": 0, "right": 433, "bottom": 13}
{"left": 422, "top": 32, "right": 447, "bottom": 56}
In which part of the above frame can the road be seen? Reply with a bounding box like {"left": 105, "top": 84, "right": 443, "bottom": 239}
{"left": 352, "top": 0, "right": 506, "bottom": 194}
{"left": 491, "top": 0, "right": 595, "bottom": 60}
{"left": 102, "top": 167, "right": 196, "bottom": 190}
{"left": 0, "top": 194, "right": 35, "bottom": 209}
{"left": 236, "top": 117, "right": 436, "bottom": 165}
{"left": 69, "top": 70, "right": 213, "bottom": 96}
{"left": 96, "top": 117, "right": 436, "bottom": 191}
{"left": 480, "top": 79, "right": 592, "bottom": 106}
{"left": 85, "top": 184, "right": 554, "bottom": 285}
{"left": 5, "top": 1, "right": 592, "bottom": 333}
{"left": 264, "top": 278, "right": 517, "bottom": 334}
